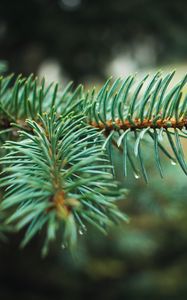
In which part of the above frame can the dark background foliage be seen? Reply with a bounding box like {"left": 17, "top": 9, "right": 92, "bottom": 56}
{"left": 0, "top": 1, "right": 187, "bottom": 299}
{"left": 0, "top": 0, "right": 187, "bottom": 82}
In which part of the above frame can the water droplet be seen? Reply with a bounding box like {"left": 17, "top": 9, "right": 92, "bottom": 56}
{"left": 134, "top": 173, "right": 140, "bottom": 179}
{"left": 61, "top": 243, "right": 66, "bottom": 249}
{"left": 79, "top": 229, "right": 84, "bottom": 235}
{"left": 171, "top": 160, "right": 176, "bottom": 166}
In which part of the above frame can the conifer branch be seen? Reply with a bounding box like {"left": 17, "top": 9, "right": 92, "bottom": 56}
{"left": 0, "top": 71, "right": 186, "bottom": 253}
{"left": 0, "top": 74, "right": 84, "bottom": 128}
{"left": 85, "top": 72, "right": 187, "bottom": 180}
{"left": 0, "top": 111, "right": 127, "bottom": 254}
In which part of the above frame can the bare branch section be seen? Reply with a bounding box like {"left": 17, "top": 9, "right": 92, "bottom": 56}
{"left": 90, "top": 117, "right": 187, "bottom": 131}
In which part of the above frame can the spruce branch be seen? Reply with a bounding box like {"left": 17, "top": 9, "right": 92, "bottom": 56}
{"left": 0, "top": 74, "right": 84, "bottom": 129}
{"left": 85, "top": 72, "right": 187, "bottom": 181}
{"left": 0, "top": 111, "right": 127, "bottom": 254}
{"left": 0, "top": 71, "right": 186, "bottom": 253}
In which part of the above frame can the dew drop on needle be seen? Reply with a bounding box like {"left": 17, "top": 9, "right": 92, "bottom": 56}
{"left": 170, "top": 160, "right": 177, "bottom": 166}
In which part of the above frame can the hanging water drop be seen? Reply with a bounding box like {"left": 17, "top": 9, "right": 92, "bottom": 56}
{"left": 134, "top": 173, "right": 140, "bottom": 179}
{"left": 171, "top": 160, "right": 177, "bottom": 166}
{"left": 79, "top": 228, "right": 84, "bottom": 235}
{"left": 61, "top": 243, "right": 66, "bottom": 249}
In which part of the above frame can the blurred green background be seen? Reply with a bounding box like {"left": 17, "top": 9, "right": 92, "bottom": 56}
{"left": 0, "top": 0, "right": 187, "bottom": 299}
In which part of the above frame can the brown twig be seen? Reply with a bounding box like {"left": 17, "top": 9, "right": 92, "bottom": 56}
{"left": 90, "top": 117, "right": 187, "bottom": 131}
